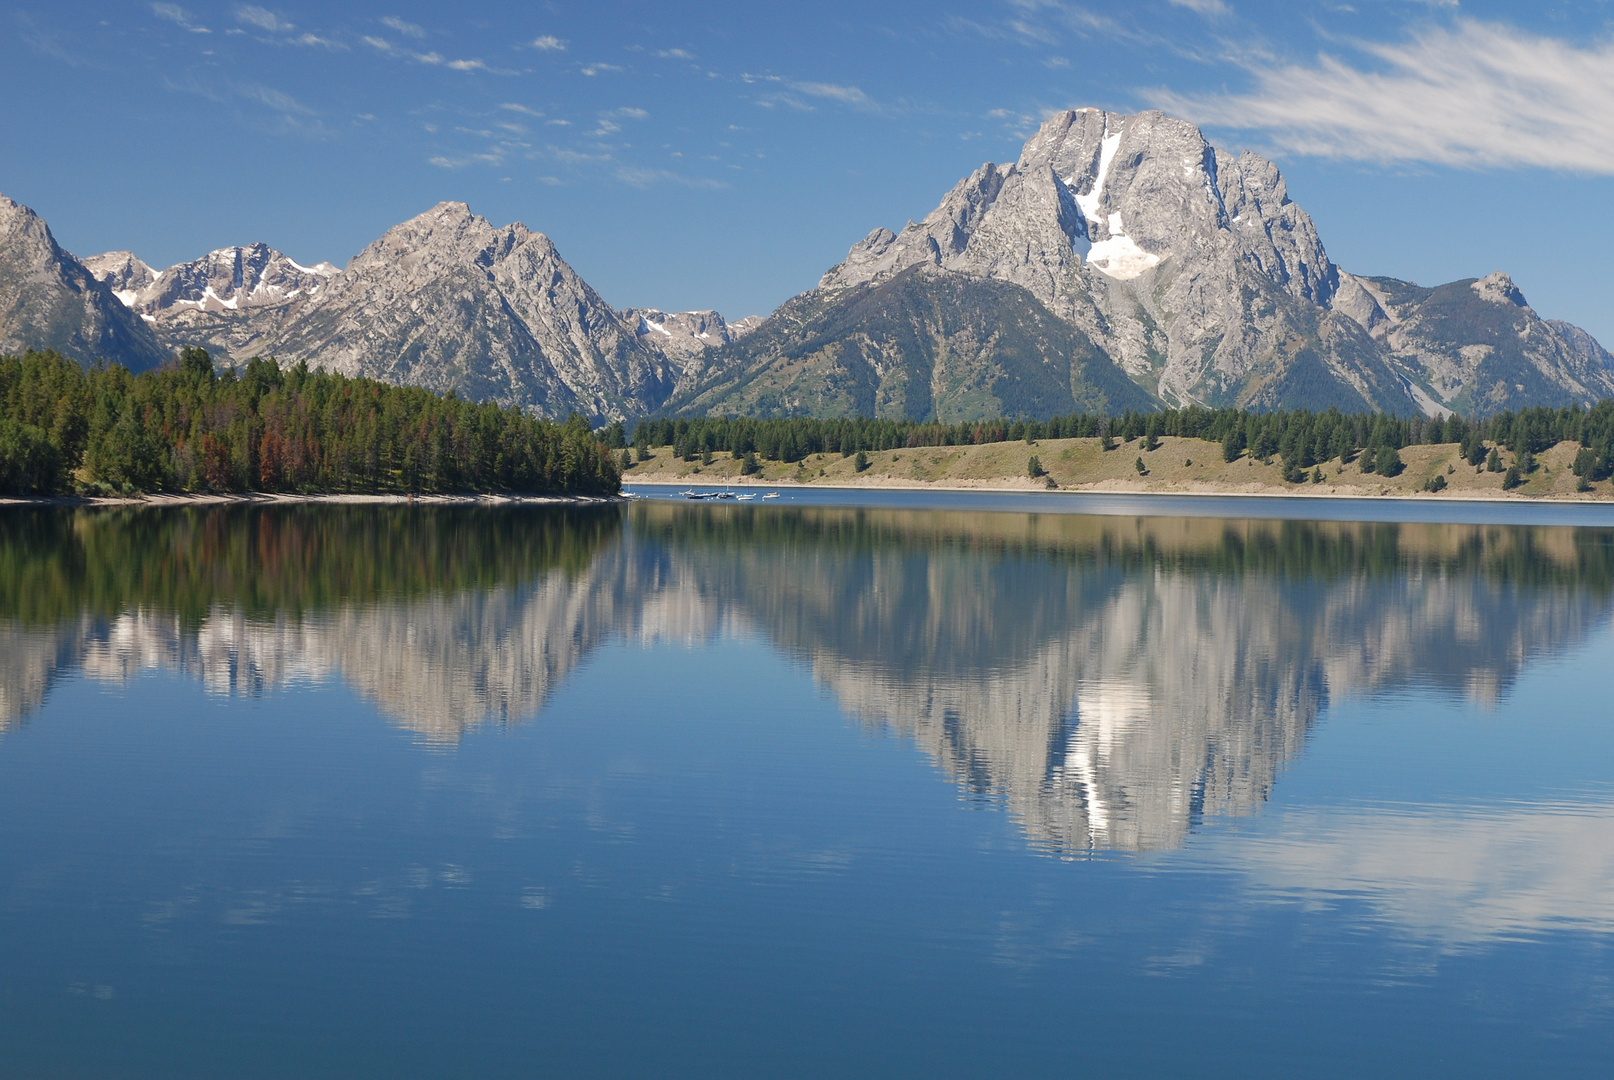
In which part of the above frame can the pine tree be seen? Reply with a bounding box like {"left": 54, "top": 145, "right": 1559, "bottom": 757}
{"left": 1221, "top": 425, "right": 1243, "bottom": 462}
{"left": 1375, "top": 446, "right": 1404, "bottom": 477}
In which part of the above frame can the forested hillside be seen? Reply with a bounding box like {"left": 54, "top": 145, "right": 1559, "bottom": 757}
{"left": 627, "top": 402, "right": 1614, "bottom": 491}
{"left": 0, "top": 349, "right": 621, "bottom": 497}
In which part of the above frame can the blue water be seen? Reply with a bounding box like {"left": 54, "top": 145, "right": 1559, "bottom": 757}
{"left": 1, "top": 501, "right": 1611, "bottom": 1077}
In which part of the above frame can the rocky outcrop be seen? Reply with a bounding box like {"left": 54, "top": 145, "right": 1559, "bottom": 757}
{"left": 0, "top": 193, "right": 169, "bottom": 371}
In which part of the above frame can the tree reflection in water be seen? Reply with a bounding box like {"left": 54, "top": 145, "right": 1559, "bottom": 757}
{"left": 3, "top": 502, "right": 1610, "bottom": 853}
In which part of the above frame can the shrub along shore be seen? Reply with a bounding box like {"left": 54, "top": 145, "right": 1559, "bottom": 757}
{"left": 610, "top": 405, "right": 1614, "bottom": 499}
{"left": 0, "top": 350, "right": 620, "bottom": 498}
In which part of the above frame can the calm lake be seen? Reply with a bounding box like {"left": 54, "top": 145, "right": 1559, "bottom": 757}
{"left": 2, "top": 495, "right": 1612, "bottom": 1078}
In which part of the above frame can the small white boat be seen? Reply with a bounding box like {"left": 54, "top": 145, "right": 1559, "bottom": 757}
{"left": 763, "top": 491, "right": 780, "bottom": 499}
{"left": 736, "top": 493, "right": 756, "bottom": 501}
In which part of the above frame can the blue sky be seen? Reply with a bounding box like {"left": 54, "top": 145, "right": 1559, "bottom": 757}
{"left": 5, "top": 1, "right": 1614, "bottom": 342}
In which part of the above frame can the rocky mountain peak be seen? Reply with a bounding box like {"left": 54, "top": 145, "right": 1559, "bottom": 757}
{"left": 699, "top": 106, "right": 1614, "bottom": 418}
{"left": 261, "top": 201, "right": 677, "bottom": 420}
{"left": 0, "top": 193, "right": 60, "bottom": 263}
{"left": 0, "top": 191, "right": 168, "bottom": 371}
{"left": 1472, "top": 271, "right": 1529, "bottom": 309}
{"left": 819, "top": 108, "right": 1335, "bottom": 307}
{"left": 81, "top": 251, "right": 157, "bottom": 303}
{"left": 88, "top": 243, "right": 338, "bottom": 317}
{"left": 345, "top": 201, "right": 543, "bottom": 288}
{"left": 621, "top": 308, "right": 764, "bottom": 363}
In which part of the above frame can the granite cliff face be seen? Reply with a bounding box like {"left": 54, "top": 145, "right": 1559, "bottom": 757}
{"left": 0, "top": 194, "right": 168, "bottom": 371}
{"left": 686, "top": 108, "right": 1614, "bottom": 418}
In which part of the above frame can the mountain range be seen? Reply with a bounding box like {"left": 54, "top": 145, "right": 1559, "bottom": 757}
{"left": 4, "top": 107, "right": 1612, "bottom": 421}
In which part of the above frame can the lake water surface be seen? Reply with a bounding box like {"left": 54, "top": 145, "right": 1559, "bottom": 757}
{"left": 2, "top": 498, "right": 1612, "bottom": 1077}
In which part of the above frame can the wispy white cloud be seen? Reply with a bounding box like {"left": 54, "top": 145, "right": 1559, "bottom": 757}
{"left": 581, "top": 62, "right": 623, "bottom": 76}
{"left": 239, "top": 83, "right": 312, "bottom": 114}
{"left": 381, "top": 16, "right": 425, "bottom": 39}
{"left": 791, "top": 81, "right": 876, "bottom": 110}
{"left": 235, "top": 5, "right": 291, "bottom": 33}
{"left": 152, "top": 3, "right": 209, "bottom": 33}
{"left": 14, "top": 12, "right": 89, "bottom": 66}
{"left": 614, "top": 167, "right": 727, "bottom": 190}
{"left": 530, "top": 35, "right": 566, "bottom": 52}
{"left": 289, "top": 33, "right": 345, "bottom": 51}
{"left": 657, "top": 48, "right": 695, "bottom": 60}
{"left": 428, "top": 151, "right": 506, "bottom": 169}
{"left": 163, "top": 74, "right": 332, "bottom": 138}
{"left": 1152, "top": 20, "right": 1614, "bottom": 174}
{"left": 1002, "top": 1, "right": 1127, "bottom": 42}
{"left": 617, "top": 107, "right": 649, "bottom": 120}
{"left": 363, "top": 37, "right": 511, "bottom": 74}
{"left": 500, "top": 103, "right": 544, "bottom": 117}
{"left": 230, "top": 5, "right": 344, "bottom": 48}
{"left": 1167, "top": 0, "right": 1229, "bottom": 16}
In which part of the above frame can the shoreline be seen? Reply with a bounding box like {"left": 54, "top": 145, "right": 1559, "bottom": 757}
{"left": 619, "top": 476, "right": 1607, "bottom": 507}
{"left": 0, "top": 492, "right": 623, "bottom": 508}
{"left": 615, "top": 434, "right": 1613, "bottom": 506}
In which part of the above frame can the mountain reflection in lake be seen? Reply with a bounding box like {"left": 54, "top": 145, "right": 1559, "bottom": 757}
{"left": 4, "top": 500, "right": 1613, "bottom": 1079}
{"left": 4, "top": 503, "right": 1611, "bottom": 855}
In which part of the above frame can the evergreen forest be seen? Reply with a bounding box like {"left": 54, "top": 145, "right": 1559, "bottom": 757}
{"left": 0, "top": 349, "right": 621, "bottom": 497}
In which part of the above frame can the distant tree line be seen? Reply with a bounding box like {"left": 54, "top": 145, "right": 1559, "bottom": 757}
{"left": 0, "top": 349, "right": 620, "bottom": 497}
{"left": 614, "top": 403, "right": 1614, "bottom": 488}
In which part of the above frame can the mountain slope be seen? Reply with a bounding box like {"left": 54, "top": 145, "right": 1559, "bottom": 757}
{"left": 0, "top": 194, "right": 168, "bottom": 371}
{"left": 261, "top": 202, "right": 672, "bottom": 419}
{"left": 1347, "top": 271, "right": 1614, "bottom": 415}
{"left": 691, "top": 108, "right": 1614, "bottom": 419}
{"left": 671, "top": 268, "right": 1154, "bottom": 419}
